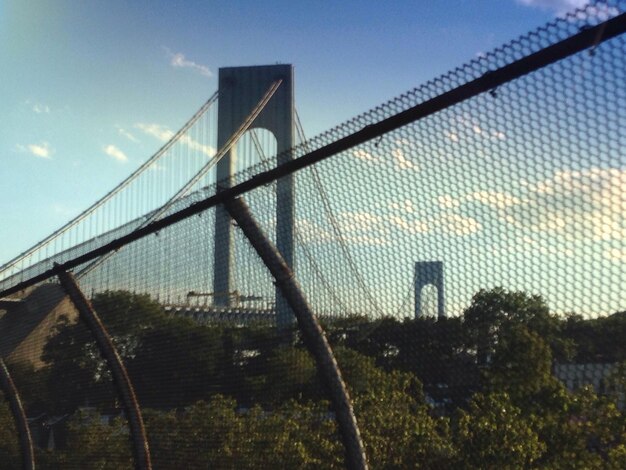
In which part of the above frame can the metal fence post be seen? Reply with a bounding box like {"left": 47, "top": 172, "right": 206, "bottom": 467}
{"left": 224, "top": 197, "right": 368, "bottom": 470}
{"left": 55, "top": 267, "right": 152, "bottom": 470}
{"left": 0, "top": 358, "right": 35, "bottom": 470}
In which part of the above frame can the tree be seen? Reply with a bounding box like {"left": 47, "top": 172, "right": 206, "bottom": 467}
{"left": 454, "top": 392, "right": 545, "bottom": 470}
{"left": 42, "top": 290, "right": 224, "bottom": 412}
{"left": 535, "top": 386, "right": 626, "bottom": 469}
{"left": 41, "top": 290, "right": 169, "bottom": 412}
{"left": 485, "top": 324, "right": 560, "bottom": 408}
{"left": 463, "top": 287, "right": 560, "bottom": 366}
{"left": 127, "top": 318, "right": 222, "bottom": 409}
{"left": 335, "top": 347, "right": 455, "bottom": 468}
{"left": 144, "top": 396, "right": 342, "bottom": 469}
{"left": 57, "top": 409, "right": 133, "bottom": 469}
{"left": 0, "top": 396, "right": 20, "bottom": 470}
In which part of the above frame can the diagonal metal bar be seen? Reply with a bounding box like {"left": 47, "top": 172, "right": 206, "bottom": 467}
{"left": 2, "top": 12, "right": 625, "bottom": 299}
{"left": 224, "top": 196, "right": 368, "bottom": 470}
{"left": 76, "top": 80, "right": 283, "bottom": 278}
{"left": 248, "top": 129, "right": 351, "bottom": 315}
{"left": 56, "top": 268, "right": 152, "bottom": 470}
{"left": 0, "top": 358, "right": 35, "bottom": 470}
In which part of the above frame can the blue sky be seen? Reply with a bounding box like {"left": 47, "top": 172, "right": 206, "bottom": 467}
{"left": 0, "top": 0, "right": 573, "bottom": 262}
{"left": 4, "top": 0, "right": 623, "bottom": 316}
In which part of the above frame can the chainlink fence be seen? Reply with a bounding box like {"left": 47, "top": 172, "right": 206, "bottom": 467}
{"left": 1, "top": 1, "right": 626, "bottom": 468}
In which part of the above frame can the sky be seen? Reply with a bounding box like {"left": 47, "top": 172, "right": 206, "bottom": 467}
{"left": 3, "top": 0, "right": 623, "bottom": 316}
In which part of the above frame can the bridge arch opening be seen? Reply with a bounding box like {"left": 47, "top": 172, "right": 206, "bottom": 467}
{"left": 419, "top": 284, "right": 439, "bottom": 318}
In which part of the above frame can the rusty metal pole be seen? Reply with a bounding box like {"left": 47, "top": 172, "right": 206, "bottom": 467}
{"left": 55, "top": 267, "right": 152, "bottom": 470}
{"left": 0, "top": 358, "right": 35, "bottom": 470}
{"left": 224, "top": 197, "right": 368, "bottom": 470}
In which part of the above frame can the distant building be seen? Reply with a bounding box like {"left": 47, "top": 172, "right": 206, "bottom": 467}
{"left": 554, "top": 362, "right": 624, "bottom": 409}
{"left": 0, "top": 283, "right": 78, "bottom": 368}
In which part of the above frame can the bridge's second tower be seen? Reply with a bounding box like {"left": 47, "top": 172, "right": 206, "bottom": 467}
{"left": 213, "top": 64, "right": 295, "bottom": 328}
{"left": 414, "top": 261, "right": 445, "bottom": 319}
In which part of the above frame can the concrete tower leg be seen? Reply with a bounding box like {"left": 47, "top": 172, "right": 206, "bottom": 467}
{"left": 414, "top": 261, "right": 445, "bottom": 319}
{"left": 213, "top": 65, "right": 295, "bottom": 328}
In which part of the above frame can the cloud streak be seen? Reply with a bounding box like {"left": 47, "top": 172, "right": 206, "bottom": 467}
{"left": 516, "top": 0, "right": 586, "bottom": 15}
{"left": 33, "top": 103, "right": 50, "bottom": 114}
{"left": 135, "top": 122, "right": 216, "bottom": 157}
{"left": 25, "top": 99, "right": 50, "bottom": 114}
{"left": 104, "top": 144, "right": 128, "bottom": 162}
{"left": 116, "top": 126, "right": 139, "bottom": 143}
{"left": 164, "top": 48, "right": 212, "bottom": 78}
{"left": 437, "top": 167, "right": 626, "bottom": 243}
{"left": 16, "top": 142, "right": 53, "bottom": 159}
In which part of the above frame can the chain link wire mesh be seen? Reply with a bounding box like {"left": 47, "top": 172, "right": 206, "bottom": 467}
{"left": 1, "top": 1, "right": 626, "bottom": 468}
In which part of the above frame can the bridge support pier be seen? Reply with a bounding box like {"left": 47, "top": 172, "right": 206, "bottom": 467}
{"left": 213, "top": 65, "right": 295, "bottom": 329}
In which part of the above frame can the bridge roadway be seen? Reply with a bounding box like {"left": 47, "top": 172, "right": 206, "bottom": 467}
{"left": 164, "top": 304, "right": 277, "bottom": 325}
{"left": 164, "top": 304, "right": 357, "bottom": 325}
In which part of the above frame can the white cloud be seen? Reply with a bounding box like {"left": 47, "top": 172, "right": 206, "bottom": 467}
{"left": 16, "top": 142, "right": 53, "bottom": 159}
{"left": 33, "top": 103, "right": 50, "bottom": 114}
{"left": 447, "top": 114, "right": 506, "bottom": 144}
{"left": 435, "top": 212, "right": 481, "bottom": 236}
{"left": 392, "top": 148, "right": 418, "bottom": 171}
{"left": 179, "top": 134, "right": 216, "bottom": 157}
{"left": 446, "top": 132, "right": 459, "bottom": 142}
{"left": 605, "top": 248, "right": 626, "bottom": 262}
{"left": 148, "top": 163, "right": 166, "bottom": 172}
{"left": 429, "top": 167, "right": 624, "bottom": 243}
{"left": 25, "top": 99, "right": 50, "bottom": 114}
{"left": 135, "top": 123, "right": 174, "bottom": 142}
{"left": 296, "top": 218, "right": 334, "bottom": 243}
{"left": 164, "top": 48, "right": 212, "bottom": 78}
{"left": 435, "top": 190, "right": 522, "bottom": 210}
{"left": 389, "top": 215, "right": 428, "bottom": 235}
{"left": 135, "top": 122, "right": 215, "bottom": 157}
{"left": 389, "top": 199, "right": 415, "bottom": 214}
{"left": 516, "top": 0, "right": 587, "bottom": 15}
{"left": 504, "top": 167, "right": 626, "bottom": 241}
{"left": 467, "top": 190, "right": 524, "bottom": 209}
{"left": 104, "top": 144, "right": 128, "bottom": 163}
{"left": 437, "top": 194, "right": 461, "bottom": 209}
{"left": 116, "top": 126, "right": 139, "bottom": 143}
{"left": 519, "top": 0, "right": 620, "bottom": 20}
{"left": 352, "top": 148, "right": 376, "bottom": 162}
{"left": 337, "top": 211, "right": 390, "bottom": 246}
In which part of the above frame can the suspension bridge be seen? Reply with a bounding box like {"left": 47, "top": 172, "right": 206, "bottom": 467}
{"left": 1, "top": 4, "right": 625, "bottom": 469}
{"left": 0, "top": 64, "right": 391, "bottom": 325}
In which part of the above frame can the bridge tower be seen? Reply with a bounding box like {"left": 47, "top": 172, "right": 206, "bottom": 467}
{"left": 414, "top": 261, "right": 445, "bottom": 319}
{"left": 213, "top": 64, "right": 295, "bottom": 328}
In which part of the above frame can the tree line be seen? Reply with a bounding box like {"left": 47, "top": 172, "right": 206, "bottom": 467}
{"left": 1, "top": 288, "right": 625, "bottom": 468}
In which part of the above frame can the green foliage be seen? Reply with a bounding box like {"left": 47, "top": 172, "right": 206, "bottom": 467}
{"left": 563, "top": 311, "right": 626, "bottom": 363}
{"left": 454, "top": 392, "right": 545, "bottom": 469}
{"left": 56, "top": 409, "right": 133, "bottom": 469}
{"left": 144, "top": 396, "right": 342, "bottom": 469}
{"left": 128, "top": 317, "right": 221, "bottom": 408}
{"left": 28, "top": 288, "right": 626, "bottom": 468}
{"left": 0, "top": 396, "right": 20, "bottom": 470}
{"left": 486, "top": 324, "right": 561, "bottom": 409}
